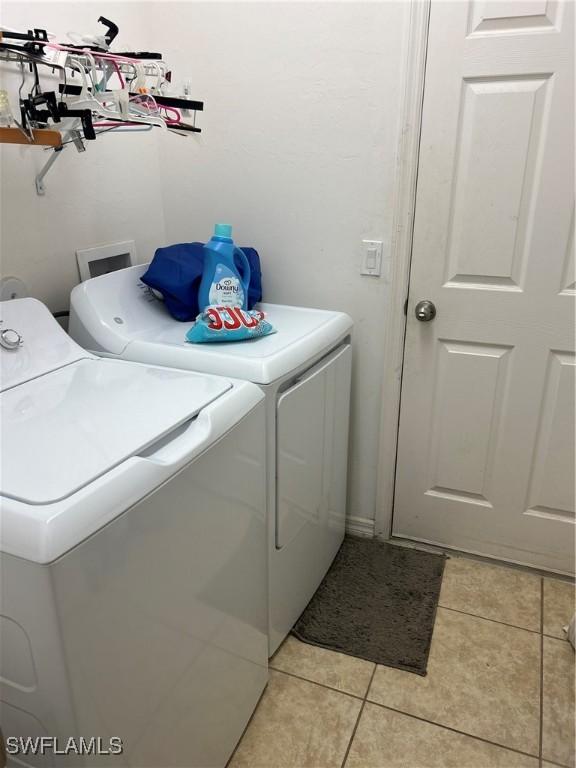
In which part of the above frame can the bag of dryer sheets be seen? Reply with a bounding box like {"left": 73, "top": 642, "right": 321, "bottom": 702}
{"left": 186, "top": 306, "right": 276, "bottom": 344}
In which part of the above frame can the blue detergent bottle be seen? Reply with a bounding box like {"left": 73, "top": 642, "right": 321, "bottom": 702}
{"left": 198, "top": 224, "right": 251, "bottom": 311}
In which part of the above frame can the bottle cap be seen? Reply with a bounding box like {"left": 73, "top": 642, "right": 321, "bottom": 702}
{"left": 214, "top": 223, "right": 232, "bottom": 238}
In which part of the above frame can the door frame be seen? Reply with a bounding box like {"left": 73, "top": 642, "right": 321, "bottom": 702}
{"left": 374, "top": 0, "right": 431, "bottom": 539}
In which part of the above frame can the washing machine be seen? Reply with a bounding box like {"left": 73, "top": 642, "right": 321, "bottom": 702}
{"left": 69, "top": 265, "right": 353, "bottom": 655}
{"left": 0, "top": 298, "right": 268, "bottom": 767}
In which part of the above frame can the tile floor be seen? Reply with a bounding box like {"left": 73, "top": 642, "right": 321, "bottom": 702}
{"left": 229, "top": 554, "right": 575, "bottom": 768}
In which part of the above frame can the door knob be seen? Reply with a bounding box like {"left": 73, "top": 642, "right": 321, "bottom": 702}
{"left": 415, "top": 300, "right": 436, "bottom": 322}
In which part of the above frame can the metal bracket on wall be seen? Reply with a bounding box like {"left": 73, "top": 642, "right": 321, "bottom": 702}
{"left": 35, "top": 126, "right": 85, "bottom": 196}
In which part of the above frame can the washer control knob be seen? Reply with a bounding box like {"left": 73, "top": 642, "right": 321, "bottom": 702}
{"left": 0, "top": 328, "right": 23, "bottom": 350}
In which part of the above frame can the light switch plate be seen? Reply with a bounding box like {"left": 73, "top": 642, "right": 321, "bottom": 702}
{"left": 360, "top": 239, "right": 383, "bottom": 276}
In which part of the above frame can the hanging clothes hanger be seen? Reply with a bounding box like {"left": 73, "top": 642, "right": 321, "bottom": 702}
{"left": 1, "top": 15, "right": 204, "bottom": 192}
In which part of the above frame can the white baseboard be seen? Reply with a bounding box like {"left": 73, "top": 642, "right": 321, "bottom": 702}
{"left": 345, "top": 515, "right": 375, "bottom": 538}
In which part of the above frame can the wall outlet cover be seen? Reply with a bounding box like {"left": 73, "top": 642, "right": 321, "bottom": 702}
{"left": 76, "top": 240, "right": 137, "bottom": 282}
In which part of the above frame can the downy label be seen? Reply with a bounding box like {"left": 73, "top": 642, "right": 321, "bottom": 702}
{"left": 208, "top": 263, "right": 245, "bottom": 307}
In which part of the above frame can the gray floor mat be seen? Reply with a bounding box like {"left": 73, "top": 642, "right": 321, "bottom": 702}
{"left": 292, "top": 537, "right": 446, "bottom": 676}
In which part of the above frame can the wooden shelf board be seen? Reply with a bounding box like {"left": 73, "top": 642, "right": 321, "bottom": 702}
{"left": 0, "top": 127, "right": 62, "bottom": 147}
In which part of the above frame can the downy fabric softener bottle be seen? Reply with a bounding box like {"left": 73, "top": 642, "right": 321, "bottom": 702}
{"left": 198, "top": 224, "right": 251, "bottom": 311}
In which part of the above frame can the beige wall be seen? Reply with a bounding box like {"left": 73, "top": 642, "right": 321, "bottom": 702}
{"left": 154, "top": 1, "right": 410, "bottom": 524}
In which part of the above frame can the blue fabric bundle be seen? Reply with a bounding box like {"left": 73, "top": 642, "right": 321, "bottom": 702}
{"left": 141, "top": 242, "right": 262, "bottom": 322}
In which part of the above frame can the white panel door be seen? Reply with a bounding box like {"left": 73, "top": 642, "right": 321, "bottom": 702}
{"left": 393, "top": 0, "right": 575, "bottom": 573}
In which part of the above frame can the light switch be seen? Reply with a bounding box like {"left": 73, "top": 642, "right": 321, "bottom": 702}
{"left": 360, "top": 240, "right": 383, "bottom": 276}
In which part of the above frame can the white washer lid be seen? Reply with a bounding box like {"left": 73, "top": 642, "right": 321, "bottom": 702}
{"left": 69, "top": 265, "right": 353, "bottom": 384}
{"left": 1, "top": 357, "right": 230, "bottom": 505}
